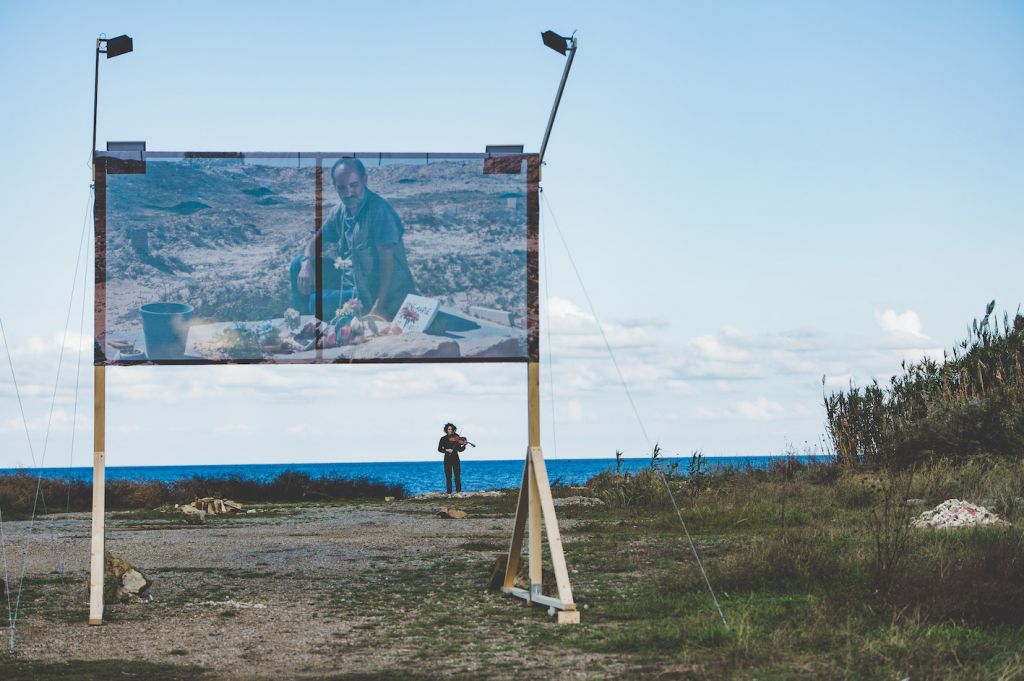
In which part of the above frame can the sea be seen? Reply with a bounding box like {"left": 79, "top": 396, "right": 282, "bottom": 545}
{"left": 0, "top": 455, "right": 826, "bottom": 496}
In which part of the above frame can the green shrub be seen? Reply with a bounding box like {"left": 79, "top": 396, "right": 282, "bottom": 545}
{"left": 0, "top": 471, "right": 405, "bottom": 516}
{"left": 825, "top": 301, "right": 1024, "bottom": 467}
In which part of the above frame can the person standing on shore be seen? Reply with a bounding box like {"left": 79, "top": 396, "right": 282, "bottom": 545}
{"left": 438, "top": 423, "right": 465, "bottom": 495}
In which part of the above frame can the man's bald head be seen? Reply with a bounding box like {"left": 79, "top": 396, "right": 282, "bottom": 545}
{"left": 330, "top": 158, "right": 367, "bottom": 184}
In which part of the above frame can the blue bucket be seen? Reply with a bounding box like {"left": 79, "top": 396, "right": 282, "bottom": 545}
{"left": 140, "top": 303, "right": 194, "bottom": 360}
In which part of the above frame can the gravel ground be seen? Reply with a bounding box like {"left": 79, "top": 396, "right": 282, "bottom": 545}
{"left": 0, "top": 497, "right": 623, "bottom": 680}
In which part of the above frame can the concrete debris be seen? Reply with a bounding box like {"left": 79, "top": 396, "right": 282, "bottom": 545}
{"left": 437, "top": 507, "right": 467, "bottom": 520}
{"left": 553, "top": 496, "right": 605, "bottom": 507}
{"left": 414, "top": 490, "right": 502, "bottom": 499}
{"left": 911, "top": 499, "right": 1010, "bottom": 529}
{"left": 195, "top": 497, "right": 244, "bottom": 515}
{"left": 104, "top": 552, "right": 152, "bottom": 603}
{"left": 179, "top": 504, "right": 206, "bottom": 525}
{"left": 180, "top": 497, "right": 244, "bottom": 523}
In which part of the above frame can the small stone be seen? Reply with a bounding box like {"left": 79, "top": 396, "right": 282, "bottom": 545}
{"left": 122, "top": 569, "right": 148, "bottom": 594}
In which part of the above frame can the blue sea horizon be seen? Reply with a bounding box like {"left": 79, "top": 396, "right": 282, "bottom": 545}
{"left": 0, "top": 455, "right": 827, "bottom": 496}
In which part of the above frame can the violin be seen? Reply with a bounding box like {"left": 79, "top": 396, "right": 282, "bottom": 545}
{"left": 451, "top": 434, "right": 476, "bottom": 448}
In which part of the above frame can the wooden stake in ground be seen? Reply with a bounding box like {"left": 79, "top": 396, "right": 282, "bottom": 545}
{"left": 502, "top": 362, "right": 579, "bottom": 624}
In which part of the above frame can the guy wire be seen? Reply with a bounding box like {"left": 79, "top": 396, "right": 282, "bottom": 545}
{"left": 540, "top": 192, "right": 728, "bottom": 629}
{"left": 540, "top": 190, "right": 559, "bottom": 465}
{"left": 3, "top": 186, "right": 94, "bottom": 651}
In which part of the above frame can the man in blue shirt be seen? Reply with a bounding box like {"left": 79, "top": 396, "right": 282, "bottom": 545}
{"left": 292, "top": 158, "right": 417, "bottom": 320}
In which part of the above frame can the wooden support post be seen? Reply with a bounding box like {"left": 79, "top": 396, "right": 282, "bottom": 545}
{"left": 502, "top": 362, "right": 579, "bottom": 623}
{"left": 529, "top": 445, "right": 574, "bottom": 606}
{"left": 88, "top": 365, "right": 106, "bottom": 625}
{"left": 528, "top": 454, "right": 543, "bottom": 598}
{"left": 503, "top": 457, "right": 529, "bottom": 589}
{"left": 527, "top": 361, "right": 543, "bottom": 598}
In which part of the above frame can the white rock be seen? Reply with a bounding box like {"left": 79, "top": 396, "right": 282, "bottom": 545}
{"left": 911, "top": 499, "right": 1010, "bottom": 529}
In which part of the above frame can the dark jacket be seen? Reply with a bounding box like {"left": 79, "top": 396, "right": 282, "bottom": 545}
{"left": 438, "top": 435, "right": 465, "bottom": 456}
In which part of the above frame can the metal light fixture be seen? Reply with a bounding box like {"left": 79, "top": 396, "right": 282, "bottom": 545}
{"left": 103, "top": 35, "right": 134, "bottom": 58}
{"left": 541, "top": 30, "right": 571, "bottom": 56}
{"left": 539, "top": 30, "right": 578, "bottom": 164}
{"left": 92, "top": 34, "right": 134, "bottom": 174}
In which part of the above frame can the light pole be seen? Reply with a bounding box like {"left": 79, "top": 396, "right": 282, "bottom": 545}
{"left": 89, "top": 32, "right": 132, "bottom": 627}
{"left": 92, "top": 34, "right": 133, "bottom": 177}
{"left": 539, "top": 30, "right": 577, "bottom": 165}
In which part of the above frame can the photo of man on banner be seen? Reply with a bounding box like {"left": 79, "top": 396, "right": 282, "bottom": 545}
{"left": 291, "top": 158, "right": 418, "bottom": 320}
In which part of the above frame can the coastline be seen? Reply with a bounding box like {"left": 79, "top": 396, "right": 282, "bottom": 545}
{"left": 0, "top": 454, "right": 827, "bottom": 496}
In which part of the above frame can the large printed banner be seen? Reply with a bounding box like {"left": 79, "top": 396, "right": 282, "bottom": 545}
{"left": 94, "top": 152, "right": 539, "bottom": 364}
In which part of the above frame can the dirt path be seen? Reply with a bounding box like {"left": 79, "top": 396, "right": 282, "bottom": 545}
{"left": 2, "top": 496, "right": 626, "bottom": 680}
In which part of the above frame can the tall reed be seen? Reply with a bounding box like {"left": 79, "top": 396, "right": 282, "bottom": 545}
{"left": 825, "top": 301, "right": 1024, "bottom": 467}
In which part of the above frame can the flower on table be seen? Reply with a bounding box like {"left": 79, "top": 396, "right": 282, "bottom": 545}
{"left": 399, "top": 305, "right": 420, "bottom": 324}
{"left": 283, "top": 308, "right": 301, "bottom": 331}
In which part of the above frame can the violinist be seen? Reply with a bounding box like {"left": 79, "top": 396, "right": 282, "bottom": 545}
{"left": 438, "top": 422, "right": 467, "bottom": 495}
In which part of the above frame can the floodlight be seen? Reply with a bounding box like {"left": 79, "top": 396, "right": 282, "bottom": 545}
{"left": 541, "top": 30, "right": 570, "bottom": 55}
{"left": 92, "top": 34, "right": 134, "bottom": 180}
{"left": 538, "top": 31, "right": 578, "bottom": 164}
{"left": 105, "top": 35, "right": 133, "bottom": 58}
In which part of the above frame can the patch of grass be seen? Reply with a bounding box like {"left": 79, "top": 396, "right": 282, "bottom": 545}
{"left": 458, "top": 540, "right": 505, "bottom": 552}
{"left": 0, "top": 659, "right": 209, "bottom": 681}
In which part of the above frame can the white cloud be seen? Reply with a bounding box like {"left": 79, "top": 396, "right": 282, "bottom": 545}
{"left": 690, "top": 334, "right": 753, "bottom": 363}
{"left": 544, "top": 296, "right": 661, "bottom": 357}
{"left": 563, "top": 399, "right": 593, "bottom": 423}
{"left": 0, "top": 409, "right": 90, "bottom": 434}
{"left": 213, "top": 423, "right": 253, "bottom": 435}
{"left": 692, "top": 397, "right": 810, "bottom": 422}
{"left": 735, "top": 397, "right": 788, "bottom": 422}
{"left": 875, "top": 309, "right": 929, "bottom": 342}
{"left": 823, "top": 374, "right": 854, "bottom": 388}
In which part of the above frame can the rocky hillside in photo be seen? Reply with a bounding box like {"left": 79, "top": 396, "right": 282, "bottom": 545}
{"left": 103, "top": 157, "right": 528, "bottom": 336}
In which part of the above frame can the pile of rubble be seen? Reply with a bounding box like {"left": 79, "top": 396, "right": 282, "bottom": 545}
{"left": 553, "top": 496, "right": 605, "bottom": 507}
{"left": 179, "top": 497, "right": 244, "bottom": 524}
{"left": 911, "top": 499, "right": 1010, "bottom": 530}
{"left": 415, "top": 490, "right": 503, "bottom": 499}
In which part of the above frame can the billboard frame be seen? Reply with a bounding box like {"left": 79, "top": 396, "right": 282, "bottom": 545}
{"left": 93, "top": 150, "right": 541, "bottom": 366}
{"left": 88, "top": 150, "right": 576, "bottom": 626}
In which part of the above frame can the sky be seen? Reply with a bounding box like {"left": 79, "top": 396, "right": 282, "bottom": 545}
{"left": 0, "top": 1, "right": 1022, "bottom": 468}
